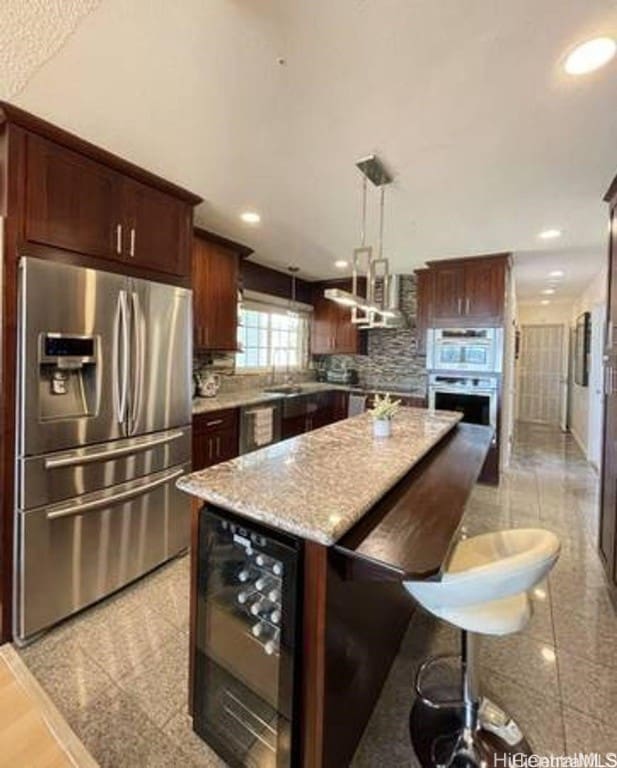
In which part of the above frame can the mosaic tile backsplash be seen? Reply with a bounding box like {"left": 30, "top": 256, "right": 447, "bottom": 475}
{"left": 194, "top": 274, "right": 427, "bottom": 397}
{"left": 315, "top": 274, "right": 427, "bottom": 395}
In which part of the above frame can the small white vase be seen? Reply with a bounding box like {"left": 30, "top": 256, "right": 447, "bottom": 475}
{"left": 373, "top": 418, "right": 392, "bottom": 438}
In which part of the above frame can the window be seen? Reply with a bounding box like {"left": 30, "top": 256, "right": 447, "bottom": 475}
{"left": 236, "top": 306, "right": 309, "bottom": 371}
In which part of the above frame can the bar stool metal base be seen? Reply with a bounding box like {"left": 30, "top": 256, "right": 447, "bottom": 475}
{"left": 410, "top": 694, "right": 532, "bottom": 768}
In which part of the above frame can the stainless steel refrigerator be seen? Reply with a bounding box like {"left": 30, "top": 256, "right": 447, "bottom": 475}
{"left": 14, "top": 257, "right": 192, "bottom": 643}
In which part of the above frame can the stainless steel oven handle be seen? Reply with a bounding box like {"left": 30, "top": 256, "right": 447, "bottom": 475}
{"left": 430, "top": 387, "right": 496, "bottom": 396}
{"left": 46, "top": 467, "right": 184, "bottom": 520}
{"left": 44, "top": 430, "right": 185, "bottom": 469}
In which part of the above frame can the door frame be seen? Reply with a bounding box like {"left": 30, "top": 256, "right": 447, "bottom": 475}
{"left": 588, "top": 301, "right": 606, "bottom": 471}
{"left": 516, "top": 323, "right": 569, "bottom": 428}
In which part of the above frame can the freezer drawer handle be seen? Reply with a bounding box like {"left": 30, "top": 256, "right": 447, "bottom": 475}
{"left": 44, "top": 430, "right": 185, "bottom": 470}
{"left": 46, "top": 467, "right": 185, "bottom": 520}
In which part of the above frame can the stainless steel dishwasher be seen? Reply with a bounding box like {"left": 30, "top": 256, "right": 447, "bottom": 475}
{"left": 239, "top": 401, "right": 282, "bottom": 455}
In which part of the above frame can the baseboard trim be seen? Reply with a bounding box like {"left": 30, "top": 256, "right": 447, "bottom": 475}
{"left": 569, "top": 426, "right": 588, "bottom": 458}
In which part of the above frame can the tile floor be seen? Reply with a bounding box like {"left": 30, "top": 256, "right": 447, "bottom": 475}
{"left": 16, "top": 422, "right": 617, "bottom": 766}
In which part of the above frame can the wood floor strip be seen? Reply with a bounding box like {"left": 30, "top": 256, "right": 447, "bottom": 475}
{"left": 0, "top": 644, "right": 98, "bottom": 768}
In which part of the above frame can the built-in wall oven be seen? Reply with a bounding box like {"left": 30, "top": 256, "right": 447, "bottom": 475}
{"left": 193, "top": 506, "right": 301, "bottom": 768}
{"left": 427, "top": 328, "right": 503, "bottom": 374}
{"left": 428, "top": 374, "right": 498, "bottom": 431}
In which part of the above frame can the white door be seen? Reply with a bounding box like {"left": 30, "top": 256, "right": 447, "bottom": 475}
{"left": 588, "top": 303, "right": 605, "bottom": 470}
{"left": 518, "top": 324, "right": 567, "bottom": 426}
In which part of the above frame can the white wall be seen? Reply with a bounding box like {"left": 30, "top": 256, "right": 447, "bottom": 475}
{"left": 517, "top": 302, "right": 573, "bottom": 325}
{"left": 568, "top": 268, "right": 607, "bottom": 458}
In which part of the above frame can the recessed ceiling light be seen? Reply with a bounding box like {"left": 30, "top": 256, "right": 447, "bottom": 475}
{"left": 240, "top": 211, "right": 261, "bottom": 224}
{"left": 548, "top": 270, "right": 565, "bottom": 278}
{"left": 538, "top": 229, "right": 562, "bottom": 240}
{"left": 334, "top": 260, "right": 349, "bottom": 269}
{"left": 542, "top": 288, "right": 556, "bottom": 295}
{"left": 564, "top": 37, "right": 616, "bottom": 75}
{"left": 541, "top": 299, "right": 551, "bottom": 305}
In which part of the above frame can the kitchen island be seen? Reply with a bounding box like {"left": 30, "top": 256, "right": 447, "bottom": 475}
{"left": 178, "top": 408, "right": 493, "bottom": 768}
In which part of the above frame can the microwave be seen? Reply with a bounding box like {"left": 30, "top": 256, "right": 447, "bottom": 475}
{"left": 427, "top": 328, "right": 503, "bottom": 373}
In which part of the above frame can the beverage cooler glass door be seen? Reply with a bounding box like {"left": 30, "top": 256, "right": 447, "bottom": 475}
{"left": 193, "top": 508, "right": 301, "bottom": 768}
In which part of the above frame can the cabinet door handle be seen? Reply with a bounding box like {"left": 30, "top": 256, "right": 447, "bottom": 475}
{"left": 466, "top": 298, "right": 470, "bottom": 314}
{"left": 129, "top": 228, "right": 136, "bottom": 258}
{"left": 115, "top": 224, "right": 123, "bottom": 254}
{"left": 215, "top": 436, "right": 221, "bottom": 456}
{"left": 206, "top": 419, "right": 223, "bottom": 427}
{"left": 457, "top": 298, "right": 462, "bottom": 315}
{"left": 208, "top": 438, "right": 213, "bottom": 461}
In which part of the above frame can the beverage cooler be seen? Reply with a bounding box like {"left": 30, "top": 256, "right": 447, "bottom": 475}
{"left": 193, "top": 507, "right": 302, "bottom": 768}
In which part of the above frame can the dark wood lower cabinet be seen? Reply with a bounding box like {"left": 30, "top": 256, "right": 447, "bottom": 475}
{"left": 192, "top": 409, "right": 239, "bottom": 470}
{"left": 281, "top": 391, "right": 349, "bottom": 439}
{"left": 281, "top": 413, "right": 307, "bottom": 440}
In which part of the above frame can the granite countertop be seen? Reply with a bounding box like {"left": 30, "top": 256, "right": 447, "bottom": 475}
{"left": 177, "top": 408, "right": 462, "bottom": 545}
{"left": 192, "top": 390, "right": 283, "bottom": 414}
{"left": 192, "top": 382, "right": 426, "bottom": 414}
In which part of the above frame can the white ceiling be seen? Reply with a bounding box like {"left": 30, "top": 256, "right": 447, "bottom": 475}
{"left": 5, "top": 0, "right": 617, "bottom": 301}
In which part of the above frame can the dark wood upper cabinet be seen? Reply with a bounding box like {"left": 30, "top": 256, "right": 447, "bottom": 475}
{"left": 464, "top": 257, "right": 506, "bottom": 323}
{"left": 193, "top": 232, "right": 241, "bottom": 351}
{"left": 311, "top": 291, "right": 338, "bottom": 354}
{"left": 414, "top": 268, "right": 432, "bottom": 355}
{"left": 426, "top": 254, "right": 508, "bottom": 327}
{"left": 311, "top": 281, "right": 365, "bottom": 355}
{"left": 124, "top": 179, "right": 192, "bottom": 276}
{"left": 24, "top": 133, "right": 121, "bottom": 259}
{"left": 23, "top": 131, "right": 196, "bottom": 278}
{"left": 431, "top": 264, "right": 466, "bottom": 322}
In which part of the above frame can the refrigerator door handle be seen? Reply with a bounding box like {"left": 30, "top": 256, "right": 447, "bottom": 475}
{"left": 113, "top": 291, "right": 130, "bottom": 424}
{"left": 46, "top": 467, "right": 185, "bottom": 521}
{"left": 129, "top": 291, "right": 145, "bottom": 435}
{"left": 43, "top": 430, "right": 185, "bottom": 469}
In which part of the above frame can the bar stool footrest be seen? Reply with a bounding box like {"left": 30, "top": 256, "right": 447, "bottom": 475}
{"left": 414, "top": 654, "right": 464, "bottom": 710}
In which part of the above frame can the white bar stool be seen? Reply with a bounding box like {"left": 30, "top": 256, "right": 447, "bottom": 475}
{"left": 405, "top": 528, "right": 560, "bottom": 768}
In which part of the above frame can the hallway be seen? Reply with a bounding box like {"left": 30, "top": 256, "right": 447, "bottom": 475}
{"left": 15, "top": 423, "right": 617, "bottom": 766}
{"left": 352, "top": 422, "right": 616, "bottom": 764}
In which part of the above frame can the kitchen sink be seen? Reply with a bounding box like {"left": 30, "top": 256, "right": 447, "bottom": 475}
{"left": 263, "top": 384, "right": 305, "bottom": 395}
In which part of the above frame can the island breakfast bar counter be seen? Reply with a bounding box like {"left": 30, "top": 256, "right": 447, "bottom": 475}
{"left": 178, "top": 410, "right": 493, "bottom": 768}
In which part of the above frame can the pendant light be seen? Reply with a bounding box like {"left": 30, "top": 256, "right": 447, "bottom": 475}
{"left": 324, "top": 155, "right": 404, "bottom": 328}
{"left": 288, "top": 266, "right": 299, "bottom": 316}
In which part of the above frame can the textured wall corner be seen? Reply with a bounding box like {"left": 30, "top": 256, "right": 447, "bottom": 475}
{"left": 0, "top": 0, "right": 102, "bottom": 100}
